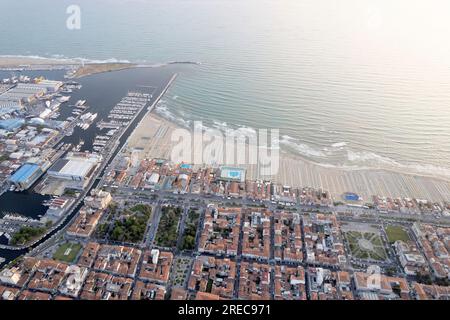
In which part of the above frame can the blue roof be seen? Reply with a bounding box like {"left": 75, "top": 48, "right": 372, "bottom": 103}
{"left": 180, "top": 164, "right": 192, "bottom": 169}
{"left": 0, "top": 118, "right": 24, "bottom": 130}
{"left": 10, "top": 163, "right": 40, "bottom": 183}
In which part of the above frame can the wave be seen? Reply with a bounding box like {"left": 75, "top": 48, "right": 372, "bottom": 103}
{"left": 331, "top": 142, "right": 347, "bottom": 148}
{"left": 279, "top": 135, "right": 327, "bottom": 158}
{"left": 0, "top": 54, "right": 131, "bottom": 65}
{"left": 346, "top": 150, "right": 450, "bottom": 178}
{"left": 154, "top": 104, "right": 450, "bottom": 179}
{"left": 154, "top": 102, "right": 191, "bottom": 128}
{"left": 212, "top": 120, "right": 228, "bottom": 131}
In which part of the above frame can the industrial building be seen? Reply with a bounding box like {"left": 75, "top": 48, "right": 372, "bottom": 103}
{"left": 9, "top": 163, "right": 44, "bottom": 190}
{"left": 0, "top": 118, "right": 25, "bottom": 131}
{"left": 0, "top": 83, "right": 47, "bottom": 104}
{"left": 35, "top": 80, "right": 63, "bottom": 92}
{"left": 0, "top": 102, "right": 21, "bottom": 116}
{"left": 48, "top": 153, "right": 101, "bottom": 182}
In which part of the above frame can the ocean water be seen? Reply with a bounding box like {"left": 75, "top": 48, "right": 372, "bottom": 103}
{"left": 2, "top": 0, "right": 450, "bottom": 178}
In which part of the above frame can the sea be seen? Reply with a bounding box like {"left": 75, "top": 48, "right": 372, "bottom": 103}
{"left": 1, "top": 0, "right": 450, "bottom": 178}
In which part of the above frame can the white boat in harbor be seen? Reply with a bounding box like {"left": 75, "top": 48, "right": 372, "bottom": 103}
{"left": 75, "top": 100, "right": 86, "bottom": 107}
{"left": 59, "top": 96, "right": 71, "bottom": 103}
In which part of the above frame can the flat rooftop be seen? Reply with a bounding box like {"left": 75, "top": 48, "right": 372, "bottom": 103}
{"left": 10, "top": 163, "right": 40, "bottom": 183}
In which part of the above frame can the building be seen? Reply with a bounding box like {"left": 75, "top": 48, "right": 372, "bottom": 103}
{"left": 35, "top": 79, "right": 63, "bottom": 92}
{"left": 66, "top": 207, "right": 104, "bottom": 238}
{"left": 17, "top": 290, "right": 51, "bottom": 301}
{"left": 242, "top": 209, "right": 271, "bottom": 259}
{"left": 84, "top": 190, "right": 112, "bottom": 210}
{"left": 274, "top": 211, "right": 303, "bottom": 262}
{"left": 188, "top": 256, "right": 236, "bottom": 299}
{"left": 27, "top": 259, "right": 69, "bottom": 293}
{"left": 306, "top": 268, "right": 353, "bottom": 300}
{"left": 146, "top": 172, "right": 160, "bottom": 185}
{"left": 93, "top": 245, "right": 141, "bottom": 277}
{"left": 132, "top": 281, "right": 167, "bottom": 300}
{"left": 48, "top": 152, "right": 101, "bottom": 182}
{"left": 198, "top": 206, "right": 242, "bottom": 256}
{"left": 0, "top": 83, "right": 47, "bottom": 104}
{"left": 58, "top": 267, "right": 89, "bottom": 298}
{"left": 170, "top": 288, "right": 188, "bottom": 300}
{"left": 0, "top": 118, "right": 25, "bottom": 131}
{"left": 9, "top": 163, "right": 44, "bottom": 190}
{"left": 77, "top": 242, "right": 101, "bottom": 268}
{"left": 394, "top": 240, "right": 427, "bottom": 275}
{"left": 0, "top": 286, "right": 19, "bottom": 300}
{"left": 238, "top": 262, "right": 271, "bottom": 300}
{"left": 353, "top": 272, "right": 410, "bottom": 300}
{"left": 0, "top": 267, "right": 22, "bottom": 285}
{"left": 139, "top": 250, "right": 173, "bottom": 284}
{"left": 80, "top": 272, "right": 133, "bottom": 300}
{"left": 274, "top": 265, "right": 306, "bottom": 300}
{"left": 412, "top": 282, "right": 450, "bottom": 300}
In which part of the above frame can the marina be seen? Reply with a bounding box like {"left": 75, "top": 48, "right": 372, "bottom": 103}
{"left": 0, "top": 66, "right": 180, "bottom": 266}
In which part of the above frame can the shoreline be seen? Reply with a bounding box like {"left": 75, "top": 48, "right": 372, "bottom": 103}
{"left": 0, "top": 55, "right": 137, "bottom": 78}
{"left": 124, "top": 111, "right": 450, "bottom": 202}
{"left": 1, "top": 56, "right": 449, "bottom": 201}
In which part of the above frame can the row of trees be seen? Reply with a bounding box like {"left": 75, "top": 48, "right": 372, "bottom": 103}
{"left": 10, "top": 226, "right": 47, "bottom": 246}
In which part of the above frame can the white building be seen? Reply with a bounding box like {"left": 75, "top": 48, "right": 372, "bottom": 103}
{"left": 0, "top": 267, "right": 21, "bottom": 285}
{"left": 48, "top": 152, "right": 101, "bottom": 181}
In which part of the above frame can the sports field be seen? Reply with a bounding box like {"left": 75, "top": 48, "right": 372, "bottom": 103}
{"left": 384, "top": 225, "right": 410, "bottom": 243}
{"left": 53, "top": 242, "right": 82, "bottom": 263}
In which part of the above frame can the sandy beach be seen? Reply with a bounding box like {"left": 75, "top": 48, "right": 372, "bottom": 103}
{"left": 2, "top": 55, "right": 449, "bottom": 202}
{"left": 71, "top": 63, "right": 137, "bottom": 78}
{"left": 122, "top": 111, "right": 450, "bottom": 202}
{"left": 0, "top": 56, "right": 79, "bottom": 67}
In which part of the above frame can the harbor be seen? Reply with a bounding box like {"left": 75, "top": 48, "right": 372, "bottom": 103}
{"left": 0, "top": 66, "right": 180, "bottom": 267}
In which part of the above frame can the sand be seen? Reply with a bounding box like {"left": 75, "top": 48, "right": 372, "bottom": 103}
{"left": 3, "top": 55, "right": 449, "bottom": 202}
{"left": 122, "top": 112, "right": 450, "bottom": 202}
{"left": 71, "top": 63, "right": 136, "bottom": 78}
{"left": 0, "top": 56, "right": 135, "bottom": 78}
{"left": 0, "top": 56, "right": 78, "bottom": 67}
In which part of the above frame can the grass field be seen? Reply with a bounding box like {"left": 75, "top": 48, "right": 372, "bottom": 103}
{"left": 344, "top": 231, "right": 388, "bottom": 261}
{"left": 53, "top": 242, "right": 82, "bottom": 263}
{"left": 385, "top": 225, "right": 410, "bottom": 243}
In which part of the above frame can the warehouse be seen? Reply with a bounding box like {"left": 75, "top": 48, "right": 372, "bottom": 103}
{"left": 0, "top": 83, "right": 47, "bottom": 104}
{"left": 9, "top": 163, "right": 44, "bottom": 190}
{"left": 47, "top": 153, "right": 101, "bottom": 182}
{"left": 35, "top": 79, "right": 63, "bottom": 92}
{"left": 0, "top": 118, "right": 25, "bottom": 131}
